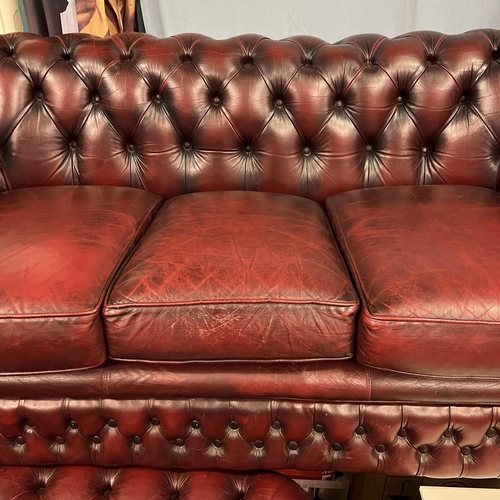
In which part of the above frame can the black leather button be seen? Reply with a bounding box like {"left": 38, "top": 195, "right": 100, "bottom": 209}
{"left": 365, "top": 145, "right": 373, "bottom": 153}
{"left": 132, "top": 436, "right": 142, "bottom": 445}
{"left": 174, "top": 438, "right": 184, "bottom": 447}
{"left": 486, "top": 427, "right": 497, "bottom": 438}
{"left": 229, "top": 421, "right": 239, "bottom": 430}
{"left": 15, "top": 436, "right": 25, "bottom": 445}
{"left": 242, "top": 56, "right": 253, "bottom": 67}
{"left": 418, "top": 445, "right": 429, "bottom": 454}
{"left": 151, "top": 417, "right": 161, "bottom": 426}
{"left": 213, "top": 439, "right": 223, "bottom": 448}
{"left": 69, "top": 421, "right": 79, "bottom": 429}
{"left": 55, "top": 437, "right": 65, "bottom": 445}
{"left": 303, "top": 146, "right": 311, "bottom": 155}
{"left": 375, "top": 444, "right": 386, "bottom": 453}
{"left": 103, "top": 488, "right": 112, "bottom": 496}
{"left": 36, "top": 91, "right": 43, "bottom": 101}
{"left": 121, "top": 53, "right": 132, "bottom": 62}
{"left": 272, "top": 421, "right": 282, "bottom": 430}
{"left": 397, "top": 96, "right": 404, "bottom": 104}
{"left": 154, "top": 94, "right": 162, "bottom": 102}
{"left": 245, "top": 145, "right": 252, "bottom": 153}
{"left": 427, "top": 54, "right": 438, "bottom": 63}
{"left": 332, "top": 443, "right": 342, "bottom": 452}
{"left": 63, "top": 52, "right": 71, "bottom": 61}
{"left": 108, "top": 419, "right": 118, "bottom": 428}
{"left": 254, "top": 440, "right": 264, "bottom": 449}
{"left": 398, "top": 428, "right": 408, "bottom": 437}
{"left": 461, "top": 446, "right": 472, "bottom": 455}
{"left": 276, "top": 98, "right": 283, "bottom": 107}
{"left": 127, "top": 144, "right": 135, "bottom": 153}
{"left": 171, "top": 493, "right": 180, "bottom": 500}
{"left": 460, "top": 96, "right": 467, "bottom": 104}
{"left": 493, "top": 49, "right": 500, "bottom": 60}
{"left": 355, "top": 426, "right": 366, "bottom": 435}
{"left": 181, "top": 53, "right": 192, "bottom": 63}
{"left": 443, "top": 429, "right": 454, "bottom": 438}
{"left": 422, "top": 146, "right": 428, "bottom": 154}
{"left": 70, "top": 141, "right": 77, "bottom": 150}
{"left": 335, "top": 100, "right": 343, "bottom": 108}
{"left": 183, "top": 142, "right": 192, "bottom": 150}
{"left": 191, "top": 420, "right": 201, "bottom": 429}
{"left": 314, "top": 424, "right": 325, "bottom": 433}
{"left": 92, "top": 436, "right": 101, "bottom": 444}
{"left": 288, "top": 441, "right": 299, "bottom": 450}
{"left": 93, "top": 95, "right": 100, "bottom": 104}
{"left": 25, "top": 420, "right": 35, "bottom": 428}
{"left": 213, "top": 96, "right": 221, "bottom": 105}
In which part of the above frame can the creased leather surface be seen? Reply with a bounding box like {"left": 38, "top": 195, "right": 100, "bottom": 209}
{"left": 327, "top": 185, "right": 500, "bottom": 378}
{"left": 2, "top": 360, "right": 500, "bottom": 405}
{"left": 1, "top": 31, "right": 500, "bottom": 200}
{"left": 0, "top": 186, "right": 162, "bottom": 374}
{"left": 1, "top": 398, "right": 500, "bottom": 478}
{"left": 0, "top": 468, "right": 310, "bottom": 500}
{"left": 104, "top": 191, "right": 358, "bottom": 361}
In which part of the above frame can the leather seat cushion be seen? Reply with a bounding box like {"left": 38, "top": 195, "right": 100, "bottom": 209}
{"left": 0, "top": 186, "right": 162, "bottom": 375}
{"left": 327, "top": 185, "right": 500, "bottom": 377}
{"left": 0, "top": 467, "right": 310, "bottom": 500}
{"left": 104, "top": 191, "right": 359, "bottom": 362}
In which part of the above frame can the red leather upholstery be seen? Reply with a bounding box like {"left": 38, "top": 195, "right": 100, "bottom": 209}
{"left": 1, "top": 31, "right": 500, "bottom": 201}
{"left": 1, "top": 398, "right": 499, "bottom": 478}
{"left": 327, "top": 185, "right": 500, "bottom": 377}
{"left": 104, "top": 191, "right": 358, "bottom": 361}
{"left": 0, "top": 468, "right": 310, "bottom": 500}
{"left": 0, "top": 186, "right": 161, "bottom": 374}
{"left": 3, "top": 360, "right": 500, "bottom": 405}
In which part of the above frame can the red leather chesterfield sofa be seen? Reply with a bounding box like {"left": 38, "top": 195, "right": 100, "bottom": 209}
{"left": 1, "top": 29, "right": 500, "bottom": 495}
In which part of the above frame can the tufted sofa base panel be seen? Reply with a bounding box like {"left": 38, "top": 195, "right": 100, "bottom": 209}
{"left": 1, "top": 398, "right": 500, "bottom": 478}
{"left": 0, "top": 467, "right": 310, "bottom": 500}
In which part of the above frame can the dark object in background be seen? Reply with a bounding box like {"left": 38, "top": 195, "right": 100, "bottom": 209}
{"left": 23, "top": 0, "right": 69, "bottom": 36}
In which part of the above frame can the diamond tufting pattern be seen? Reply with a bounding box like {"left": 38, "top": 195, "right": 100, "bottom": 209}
{"left": 1, "top": 30, "right": 500, "bottom": 199}
{"left": 0, "top": 467, "right": 310, "bottom": 500}
{"left": 0, "top": 398, "right": 499, "bottom": 478}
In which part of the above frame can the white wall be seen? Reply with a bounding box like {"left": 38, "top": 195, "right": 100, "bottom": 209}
{"left": 141, "top": 0, "right": 500, "bottom": 40}
{"left": 0, "top": 0, "right": 23, "bottom": 34}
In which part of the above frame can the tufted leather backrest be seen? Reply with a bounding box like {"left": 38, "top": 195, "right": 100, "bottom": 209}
{"left": 0, "top": 30, "right": 500, "bottom": 201}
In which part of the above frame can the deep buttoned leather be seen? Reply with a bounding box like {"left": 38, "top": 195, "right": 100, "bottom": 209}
{"left": 0, "top": 468, "right": 310, "bottom": 500}
{"left": 0, "top": 31, "right": 500, "bottom": 200}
